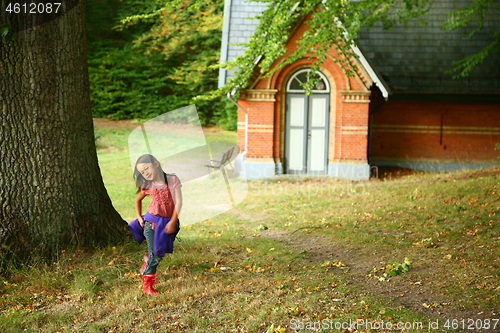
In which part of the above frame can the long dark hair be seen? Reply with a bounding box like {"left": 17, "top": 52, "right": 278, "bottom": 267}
{"left": 133, "top": 154, "right": 168, "bottom": 194}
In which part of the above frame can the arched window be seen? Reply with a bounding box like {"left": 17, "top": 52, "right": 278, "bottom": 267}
{"left": 286, "top": 68, "right": 330, "bottom": 93}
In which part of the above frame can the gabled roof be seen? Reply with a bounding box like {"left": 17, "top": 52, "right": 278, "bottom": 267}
{"left": 219, "top": 0, "right": 388, "bottom": 97}
{"left": 219, "top": 0, "right": 500, "bottom": 96}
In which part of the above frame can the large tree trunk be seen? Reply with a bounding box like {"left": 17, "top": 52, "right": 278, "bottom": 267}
{"left": 0, "top": 0, "right": 127, "bottom": 260}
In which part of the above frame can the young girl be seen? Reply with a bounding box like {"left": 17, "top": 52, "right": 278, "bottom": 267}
{"left": 130, "top": 154, "right": 182, "bottom": 295}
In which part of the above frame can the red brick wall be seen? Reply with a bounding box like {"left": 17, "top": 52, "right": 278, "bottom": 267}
{"left": 237, "top": 9, "right": 371, "bottom": 163}
{"left": 236, "top": 98, "right": 275, "bottom": 159}
{"left": 371, "top": 100, "right": 500, "bottom": 162}
{"left": 339, "top": 102, "right": 370, "bottom": 160}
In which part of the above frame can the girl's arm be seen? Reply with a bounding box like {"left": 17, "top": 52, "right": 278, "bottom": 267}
{"left": 174, "top": 187, "right": 182, "bottom": 214}
{"left": 165, "top": 187, "right": 182, "bottom": 234}
{"left": 165, "top": 206, "right": 178, "bottom": 234}
{"left": 135, "top": 191, "right": 147, "bottom": 227}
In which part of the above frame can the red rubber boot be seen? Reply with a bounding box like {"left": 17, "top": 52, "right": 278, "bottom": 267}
{"left": 142, "top": 274, "right": 158, "bottom": 295}
{"left": 140, "top": 253, "right": 149, "bottom": 274}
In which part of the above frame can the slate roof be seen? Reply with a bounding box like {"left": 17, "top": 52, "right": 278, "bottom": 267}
{"left": 357, "top": 0, "right": 500, "bottom": 94}
{"left": 219, "top": 0, "right": 500, "bottom": 95}
{"left": 218, "top": 0, "right": 268, "bottom": 89}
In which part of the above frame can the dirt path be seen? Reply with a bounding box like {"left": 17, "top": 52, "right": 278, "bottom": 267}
{"left": 256, "top": 228, "right": 498, "bottom": 327}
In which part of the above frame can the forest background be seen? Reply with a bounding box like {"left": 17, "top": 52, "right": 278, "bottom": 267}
{"left": 86, "top": 0, "right": 237, "bottom": 129}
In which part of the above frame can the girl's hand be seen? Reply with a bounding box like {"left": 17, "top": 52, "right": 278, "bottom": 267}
{"left": 138, "top": 216, "right": 145, "bottom": 227}
{"left": 165, "top": 219, "right": 178, "bottom": 234}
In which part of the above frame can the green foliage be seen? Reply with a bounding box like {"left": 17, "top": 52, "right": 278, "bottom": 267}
{"left": 446, "top": 30, "right": 500, "bottom": 78}
{"left": 86, "top": 0, "right": 236, "bottom": 129}
{"left": 1, "top": 26, "right": 9, "bottom": 36}
{"left": 441, "top": 0, "right": 494, "bottom": 37}
{"left": 213, "top": 97, "right": 238, "bottom": 131}
{"left": 193, "top": 0, "right": 499, "bottom": 101}
{"left": 87, "top": 0, "right": 498, "bottom": 120}
{"left": 442, "top": 0, "right": 500, "bottom": 78}
{"left": 414, "top": 237, "right": 436, "bottom": 248}
{"left": 197, "top": 0, "right": 437, "bottom": 101}
{"left": 386, "top": 257, "right": 411, "bottom": 276}
{"left": 0, "top": 25, "right": 12, "bottom": 43}
{"left": 495, "top": 142, "right": 500, "bottom": 159}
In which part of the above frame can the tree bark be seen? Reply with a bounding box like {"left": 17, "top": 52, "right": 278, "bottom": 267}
{"left": 0, "top": 0, "right": 127, "bottom": 261}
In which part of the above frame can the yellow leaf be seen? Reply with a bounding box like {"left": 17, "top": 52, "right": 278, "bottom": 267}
{"left": 246, "top": 247, "right": 255, "bottom": 253}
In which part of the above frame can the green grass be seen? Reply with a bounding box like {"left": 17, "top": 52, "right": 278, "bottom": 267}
{"left": 243, "top": 172, "right": 500, "bottom": 311}
{"left": 0, "top": 120, "right": 498, "bottom": 332}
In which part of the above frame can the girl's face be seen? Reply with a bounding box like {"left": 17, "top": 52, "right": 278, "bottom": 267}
{"left": 136, "top": 161, "right": 160, "bottom": 182}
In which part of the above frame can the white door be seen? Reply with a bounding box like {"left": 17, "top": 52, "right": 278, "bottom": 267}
{"left": 285, "top": 69, "right": 330, "bottom": 174}
{"left": 307, "top": 95, "right": 329, "bottom": 173}
{"left": 285, "top": 94, "right": 308, "bottom": 173}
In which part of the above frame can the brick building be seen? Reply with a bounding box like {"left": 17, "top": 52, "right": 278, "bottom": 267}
{"left": 218, "top": 0, "right": 500, "bottom": 180}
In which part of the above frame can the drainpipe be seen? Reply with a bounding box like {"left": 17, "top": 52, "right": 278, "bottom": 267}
{"left": 227, "top": 92, "right": 248, "bottom": 168}
{"left": 368, "top": 99, "right": 386, "bottom": 165}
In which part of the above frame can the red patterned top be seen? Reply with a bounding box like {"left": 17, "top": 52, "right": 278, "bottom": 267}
{"left": 141, "top": 175, "right": 182, "bottom": 219}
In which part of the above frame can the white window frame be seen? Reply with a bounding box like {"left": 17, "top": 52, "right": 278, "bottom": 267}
{"left": 286, "top": 68, "right": 330, "bottom": 93}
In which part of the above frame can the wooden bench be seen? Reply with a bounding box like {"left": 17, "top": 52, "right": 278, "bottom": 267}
{"left": 205, "top": 146, "right": 235, "bottom": 174}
